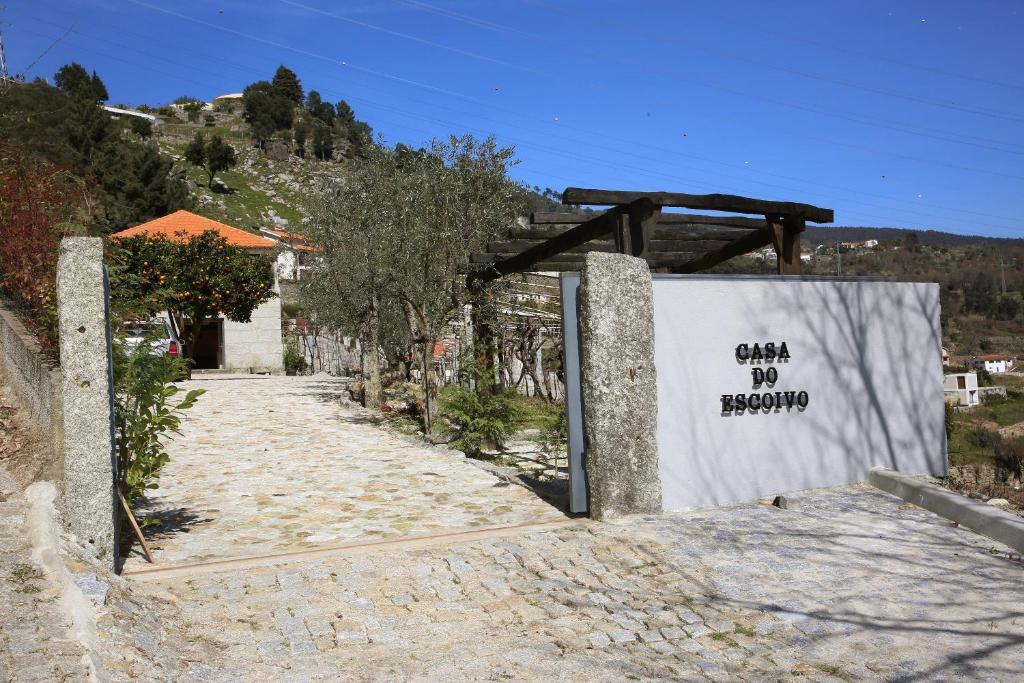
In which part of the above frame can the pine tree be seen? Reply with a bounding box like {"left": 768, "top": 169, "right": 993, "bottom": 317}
{"left": 243, "top": 80, "right": 294, "bottom": 148}
{"left": 271, "top": 65, "right": 303, "bottom": 105}
{"left": 305, "top": 90, "right": 334, "bottom": 125}
{"left": 54, "top": 62, "right": 107, "bottom": 102}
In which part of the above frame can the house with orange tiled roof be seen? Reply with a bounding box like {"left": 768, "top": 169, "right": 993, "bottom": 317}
{"left": 967, "top": 354, "right": 1014, "bottom": 374}
{"left": 112, "top": 211, "right": 284, "bottom": 373}
{"left": 114, "top": 210, "right": 278, "bottom": 251}
{"left": 259, "top": 227, "right": 319, "bottom": 281}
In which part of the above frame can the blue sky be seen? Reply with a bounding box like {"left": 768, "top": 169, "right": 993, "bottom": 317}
{"left": 5, "top": 0, "right": 1024, "bottom": 236}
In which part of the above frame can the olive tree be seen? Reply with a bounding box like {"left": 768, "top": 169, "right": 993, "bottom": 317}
{"left": 303, "top": 135, "right": 523, "bottom": 430}
{"left": 390, "top": 135, "right": 524, "bottom": 432}
{"left": 303, "top": 145, "right": 403, "bottom": 409}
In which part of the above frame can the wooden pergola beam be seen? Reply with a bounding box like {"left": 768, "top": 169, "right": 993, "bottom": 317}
{"left": 767, "top": 214, "right": 806, "bottom": 275}
{"left": 512, "top": 224, "right": 759, "bottom": 242}
{"left": 470, "top": 198, "right": 655, "bottom": 285}
{"left": 532, "top": 211, "right": 768, "bottom": 230}
{"left": 472, "top": 252, "right": 703, "bottom": 269}
{"left": 561, "top": 188, "right": 834, "bottom": 223}
{"left": 669, "top": 228, "right": 773, "bottom": 274}
{"left": 486, "top": 239, "right": 730, "bottom": 254}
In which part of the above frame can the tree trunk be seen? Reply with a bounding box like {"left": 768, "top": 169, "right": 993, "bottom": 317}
{"left": 470, "top": 287, "right": 499, "bottom": 393}
{"left": 400, "top": 298, "right": 439, "bottom": 434}
{"left": 362, "top": 300, "right": 382, "bottom": 410}
{"left": 531, "top": 344, "right": 550, "bottom": 402}
{"left": 420, "top": 337, "right": 439, "bottom": 434}
{"left": 184, "top": 315, "right": 204, "bottom": 363}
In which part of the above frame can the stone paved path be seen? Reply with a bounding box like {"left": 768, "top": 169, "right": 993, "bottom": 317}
{"left": 123, "top": 375, "right": 564, "bottom": 571}
{"left": 103, "top": 485, "right": 1024, "bottom": 682}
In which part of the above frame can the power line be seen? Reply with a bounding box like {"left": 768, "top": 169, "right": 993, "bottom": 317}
{"left": 127, "top": 0, "right": 1024, "bottom": 157}
{"left": 411, "top": 0, "right": 1024, "bottom": 123}
{"left": 17, "top": 18, "right": 1023, "bottom": 232}
{"left": 272, "top": 0, "right": 1024, "bottom": 154}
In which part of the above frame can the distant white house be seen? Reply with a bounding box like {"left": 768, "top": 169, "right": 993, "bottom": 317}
{"left": 941, "top": 347, "right": 950, "bottom": 366}
{"left": 944, "top": 373, "right": 980, "bottom": 407}
{"left": 102, "top": 105, "right": 160, "bottom": 126}
{"left": 967, "top": 354, "right": 1013, "bottom": 374}
{"left": 259, "top": 227, "right": 318, "bottom": 281}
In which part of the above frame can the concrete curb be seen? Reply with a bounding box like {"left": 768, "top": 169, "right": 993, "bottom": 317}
{"left": 868, "top": 467, "right": 1024, "bottom": 553}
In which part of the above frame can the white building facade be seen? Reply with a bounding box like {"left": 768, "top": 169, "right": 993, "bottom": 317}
{"left": 944, "top": 372, "right": 980, "bottom": 407}
{"left": 968, "top": 355, "right": 1013, "bottom": 374}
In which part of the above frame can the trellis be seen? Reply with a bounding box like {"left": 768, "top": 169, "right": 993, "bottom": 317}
{"left": 469, "top": 187, "right": 834, "bottom": 283}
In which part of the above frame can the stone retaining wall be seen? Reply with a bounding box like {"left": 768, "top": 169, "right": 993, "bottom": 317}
{"left": 0, "top": 238, "right": 118, "bottom": 568}
{"left": 980, "top": 386, "right": 1008, "bottom": 402}
{"left": 0, "top": 300, "right": 63, "bottom": 478}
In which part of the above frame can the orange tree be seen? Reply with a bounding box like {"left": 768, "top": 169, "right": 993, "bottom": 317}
{"left": 108, "top": 230, "right": 276, "bottom": 361}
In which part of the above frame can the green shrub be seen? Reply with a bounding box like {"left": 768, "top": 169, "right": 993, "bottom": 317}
{"left": 281, "top": 301, "right": 303, "bottom": 318}
{"left": 994, "top": 437, "right": 1024, "bottom": 480}
{"left": 113, "top": 333, "right": 203, "bottom": 513}
{"left": 283, "top": 335, "right": 306, "bottom": 375}
{"left": 441, "top": 378, "right": 525, "bottom": 457}
{"left": 965, "top": 426, "right": 997, "bottom": 450}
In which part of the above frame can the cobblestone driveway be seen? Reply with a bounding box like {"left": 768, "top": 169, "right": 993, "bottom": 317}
{"left": 122, "top": 375, "right": 564, "bottom": 571}
{"left": 103, "top": 485, "right": 1024, "bottom": 682}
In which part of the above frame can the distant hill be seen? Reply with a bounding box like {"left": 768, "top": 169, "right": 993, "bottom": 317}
{"left": 805, "top": 226, "right": 1024, "bottom": 247}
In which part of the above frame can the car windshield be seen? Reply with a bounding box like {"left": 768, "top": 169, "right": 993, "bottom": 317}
{"left": 122, "top": 322, "right": 167, "bottom": 338}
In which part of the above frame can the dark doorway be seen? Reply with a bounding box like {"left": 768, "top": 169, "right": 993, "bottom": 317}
{"left": 190, "top": 319, "right": 223, "bottom": 369}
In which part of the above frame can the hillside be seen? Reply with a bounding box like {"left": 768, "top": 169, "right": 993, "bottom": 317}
{"left": 804, "top": 226, "right": 1024, "bottom": 248}
{"left": 152, "top": 111, "right": 342, "bottom": 231}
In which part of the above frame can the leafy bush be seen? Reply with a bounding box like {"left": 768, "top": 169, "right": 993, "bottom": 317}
{"left": 283, "top": 335, "right": 306, "bottom": 375}
{"left": 113, "top": 332, "right": 203, "bottom": 510}
{"left": 994, "top": 437, "right": 1024, "bottom": 480}
{"left": 965, "top": 426, "right": 997, "bottom": 450}
{"left": 0, "top": 151, "right": 86, "bottom": 349}
{"left": 440, "top": 378, "right": 525, "bottom": 457}
{"left": 538, "top": 404, "right": 568, "bottom": 454}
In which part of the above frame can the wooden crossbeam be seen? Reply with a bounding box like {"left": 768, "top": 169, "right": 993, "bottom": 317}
{"left": 512, "top": 224, "right": 758, "bottom": 242}
{"left": 486, "top": 239, "right": 729, "bottom": 255}
{"left": 470, "top": 198, "right": 653, "bottom": 285}
{"left": 472, "top": 252, "right": 703, "bottom": 268}
{"left": 668, "top": 228, "right": 773, "bottom": 273}
{"left": 531, "top": 211, "right": 768, "bottom": 230}
{"left": 560, "top": 188, "right": 834, "bottom": 223}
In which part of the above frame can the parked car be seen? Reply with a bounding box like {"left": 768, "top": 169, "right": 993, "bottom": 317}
{"left": 118, "top": 314, "right": 191, "bottom": 378}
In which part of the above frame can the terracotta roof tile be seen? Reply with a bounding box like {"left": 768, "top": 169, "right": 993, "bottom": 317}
{"left": 111, "top": 210, "right": 277, "bottom": 249}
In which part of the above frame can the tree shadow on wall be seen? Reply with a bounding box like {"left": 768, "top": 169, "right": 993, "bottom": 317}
{"left": 663, "top": 278, "right": 945, "bottom": 509}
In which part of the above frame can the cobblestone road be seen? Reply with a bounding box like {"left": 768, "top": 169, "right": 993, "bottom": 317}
{"left": 103, "top": 486, "right": 1024, "bottom": 682}
{"left": 123, "top": 375, "right": 564, "bottom": 570}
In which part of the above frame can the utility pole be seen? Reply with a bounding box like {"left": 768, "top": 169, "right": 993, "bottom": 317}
{"left": 0, "top": 25, "right": 10, "bottom": 92}
{"left": 999, "top": 255, "right": 1007, "bottom": 294}
{"left": 836, "top": 240, "right": 842, "bottom": 276}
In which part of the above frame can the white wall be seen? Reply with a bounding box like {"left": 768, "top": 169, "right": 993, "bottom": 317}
{"left": 223, "top": 293, "right": 284, "bottom": 371}
{"left": 652, "top": 276, "right": 946, "bottom": 509}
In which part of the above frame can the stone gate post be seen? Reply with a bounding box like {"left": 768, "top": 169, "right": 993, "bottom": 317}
{"left": 578, "top": 252, "right": 662, "bottom": 519}
{"left": 56, "top": 237, "right": 118, "bottom": 566}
